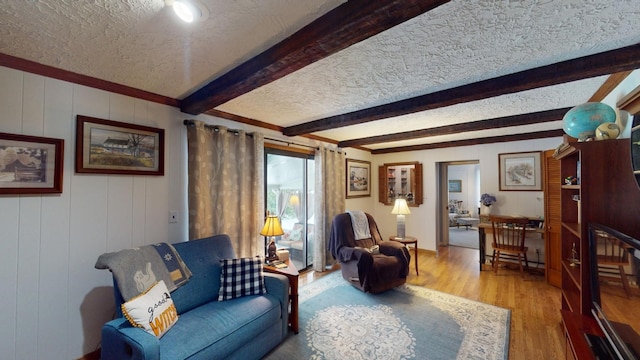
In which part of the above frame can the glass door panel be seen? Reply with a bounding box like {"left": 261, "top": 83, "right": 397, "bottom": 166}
{"left": 265, "top": 150, "right": 314, "bottom": 269}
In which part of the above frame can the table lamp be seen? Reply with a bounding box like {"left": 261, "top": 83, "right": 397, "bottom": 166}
{"left": 260, "top": 213, "right": 284, "bottom": 263}
{"left": 391, "top": 198, "right": 411, "bottom": 239}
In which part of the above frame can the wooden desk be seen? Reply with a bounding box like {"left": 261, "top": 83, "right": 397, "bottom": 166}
{"left": 263, "top": 260, "right": 299, "bottom": 333}
{"left": 389, "top": 235, "right": 419, "bottom": 275}
{"left": 478, "top": 222, "right": 544, "bottom": 271}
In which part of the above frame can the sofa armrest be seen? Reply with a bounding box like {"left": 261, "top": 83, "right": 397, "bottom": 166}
{"left": 101, "top": 318, "right": 160, "bottom": 360}
{"left": 264, "top": 273, "right": 290, "bottom": 337}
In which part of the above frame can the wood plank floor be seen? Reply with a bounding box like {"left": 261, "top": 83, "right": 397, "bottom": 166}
{"left": 299, "top": 245, "right": 565, "bottom": 359}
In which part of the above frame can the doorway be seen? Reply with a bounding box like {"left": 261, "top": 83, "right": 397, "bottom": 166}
{"left": 265, "top": 148, "right": 315, "bottom": 270}
{"left": 436, "top": 160, "right": 480, "bottom": 252}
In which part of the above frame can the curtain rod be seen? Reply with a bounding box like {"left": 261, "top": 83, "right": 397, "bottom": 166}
{"left": 183, "top": 119, "right": 247, "bottom": 136}
{"left": 183, "top": 119, "right": 344, "bottom": 154}
{"left": 264, "top": 136, "right": 318, "bottom": 150}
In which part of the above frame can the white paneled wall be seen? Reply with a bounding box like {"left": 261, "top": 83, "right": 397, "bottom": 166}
{"left": 0, "top": 66, "right": 187, "bottom": 359}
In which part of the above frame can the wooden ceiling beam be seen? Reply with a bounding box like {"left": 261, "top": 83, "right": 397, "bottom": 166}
{"left": 180, "top": 0, "right": 450, "bottom": 115}
{"left": 338, "top": 107, "right": 571, "bottom": 148}
{"left": 204, "top": 108, "right": 371, "bottom": 152}
{"left": 371, "top": 129, "right": 565, "bottom": 154}
{"left": 284, "top": 43, "right": 640, "bottom": 136}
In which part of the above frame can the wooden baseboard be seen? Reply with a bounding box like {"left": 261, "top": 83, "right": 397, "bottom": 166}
{"left": 77, "top": 348, "right": 100, "bottom": 360}
{"left": 417, "top": 248, "right": 436, "bottom": 256}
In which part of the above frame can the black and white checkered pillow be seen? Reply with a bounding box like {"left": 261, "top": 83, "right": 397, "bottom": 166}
{"left": 218, "top": 256, "right": 266, "bottom": 301}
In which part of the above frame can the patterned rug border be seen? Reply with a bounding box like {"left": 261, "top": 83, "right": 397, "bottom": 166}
{"left": 297, "top": 272, "right": 510, "bottom": 360}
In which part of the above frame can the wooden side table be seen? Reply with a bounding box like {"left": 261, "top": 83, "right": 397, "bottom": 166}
{"left": 389, "top": 235, "right": 419, "bottom": 275}
{"left": 263, "top": 260, "right": 299, "bottom": 334}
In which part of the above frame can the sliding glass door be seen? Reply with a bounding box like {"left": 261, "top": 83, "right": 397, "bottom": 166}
{"left": 265, "top": 149, "right": 315, "bottom": 269}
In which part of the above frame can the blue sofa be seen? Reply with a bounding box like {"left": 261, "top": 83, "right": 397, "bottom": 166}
{"left": 100, "top": 234, "right": 290, "bottom": 360}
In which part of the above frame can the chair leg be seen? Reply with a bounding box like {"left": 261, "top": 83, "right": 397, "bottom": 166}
{"left": 524, "top": 252, "right": 529, "bottom": 270}
{"left": 493, "top": 250, "right": 500, "bottom": 274}
{"left": 517, "top": 254, "right": 525, "bottom": 278}
{"left": 619, "top": 265, "right": 632, "bottom": 297}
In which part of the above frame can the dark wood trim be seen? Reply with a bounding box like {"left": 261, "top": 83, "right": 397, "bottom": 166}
{"left": 339, "top": 107, "right": 571, "bottom": 148}
{"left": 204, "top": 109, "right": 374, "bottom": 152}
{"left": 618, "top": 84, "right": 640, "bottom": 115}
{"left": 284, "top": 44, "right": 640, "bottom": 136}
{"left": 180, "top": 0, "right": 450, "bottom": 114}
{"left": 371, "top": 129, "right": 565, "bottom": 154}
{"left": 77, "top": 348, "right": 100, "bottom": 360}
{"left": 204, "top": 109, "right": 283, "bottom": 132}
{"left": 588, "top": 70, "right": 633, "bottom": 102}
{"left": 265, "top": 142, "right": 315, "bottom": 156}
{"left": 0, "top": 53, "right": 181, "bottom": 108}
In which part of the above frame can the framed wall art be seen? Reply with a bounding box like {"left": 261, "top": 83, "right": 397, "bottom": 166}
{"left": 76, "top": 115, "right": 165, "bottom": 175}
{"left": 346, "top": 158, "right": 371, "bottom": 198}
{"left": 448, "top": 180, "right": 462, "bottom": 192}
{"left": 499, "top": 151, "right": 542, "bottom": 191}
{"left": 0, "top": 132, "right": 64, "bottom": 195}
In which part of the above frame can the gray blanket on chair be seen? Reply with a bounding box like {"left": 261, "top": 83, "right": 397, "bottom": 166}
{"left": 95, "top": 243, "right": 192, "bottom": 301}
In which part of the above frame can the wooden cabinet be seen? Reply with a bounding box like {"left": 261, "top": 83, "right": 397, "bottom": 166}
{"left": 543, "top": 149, "right": 562, "bottom": 288}
{"left": 378, "top": 162, "right": 423, "bottom": 206}
{"left": 554, "top": 138, "right": 640, "bottom": 359}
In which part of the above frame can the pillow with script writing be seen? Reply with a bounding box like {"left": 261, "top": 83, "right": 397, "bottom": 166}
{"left": 121, "top": 280, "right": 178, "bottom": 338}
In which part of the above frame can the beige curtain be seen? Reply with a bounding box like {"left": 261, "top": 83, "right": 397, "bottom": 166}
{"left": 313, "top": 146, "right": 345, "bottom": 272}
{"left": 186, "top": 121, "right": 264, "bottom": 257}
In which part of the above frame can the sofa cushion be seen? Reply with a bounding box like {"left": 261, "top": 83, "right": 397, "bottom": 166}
{"left": 218, "top": 256, "right": 266, "bottom": 301}
{"left": 158, "top": 294, "right": 281, "bottom": 359}
{"left": 170, "top": 235, "right": 236, "bottom": 314}
{"left": 121, "top": 280, "right": 178, "bottom": 338}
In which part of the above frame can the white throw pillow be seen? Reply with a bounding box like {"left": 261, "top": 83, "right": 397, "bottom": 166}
{"left": 121, "top": 280, "right": 178, "bottom": 338}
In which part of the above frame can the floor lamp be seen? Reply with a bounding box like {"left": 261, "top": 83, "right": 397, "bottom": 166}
{"left": 391, "top": 198, "right": 411, "bottom": 239}
{"left": 260, "top": 213, "right": 284, "bottom": 263}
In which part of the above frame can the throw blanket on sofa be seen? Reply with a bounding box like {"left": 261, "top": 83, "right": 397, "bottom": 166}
{"left": 95, "top": 243, "right": 192, "bottom": 300}
{"left": 347, "top": 210, "right": 371, "bottom": 240}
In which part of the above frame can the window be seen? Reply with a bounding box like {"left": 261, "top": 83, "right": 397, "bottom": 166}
{"left": 265, "top": 147, "right": 314, "bottom": 269}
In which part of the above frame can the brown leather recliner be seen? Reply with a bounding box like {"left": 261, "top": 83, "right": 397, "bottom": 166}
{"left": 329, "top": 212, "right": 410, "bottom": 293}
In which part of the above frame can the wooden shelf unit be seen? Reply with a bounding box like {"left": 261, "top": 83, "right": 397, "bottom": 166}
{"left": 554, "top": 138, "right": 640, "bottom": 359}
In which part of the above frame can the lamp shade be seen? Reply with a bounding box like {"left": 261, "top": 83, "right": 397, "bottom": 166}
{"left": 260, "top": 215, "right": 284, "bottom": 237}
{"left": 391, "top": 198, "right": 411, "bottom": 215}
{"left": 289, "top": 193, "right": 300, "bottom": 206}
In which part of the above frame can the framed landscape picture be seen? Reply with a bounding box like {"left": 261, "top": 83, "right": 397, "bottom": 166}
{"left": 448, "top": 180, "right": 462, "bottom": 192}
{"left": 346, "top": 158, "right": 371, "bottom": 198}
{"left": 499, "top": 151, "right": 542, "bottom": 191}
{"left": 76, "top": 115, "right": 164, "bottom": 175}
{"left": 0, "top": 132, "right": 64, "bottom": 194}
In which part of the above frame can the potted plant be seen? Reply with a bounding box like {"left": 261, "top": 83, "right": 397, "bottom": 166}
{"left": 479, "top": 193, "right": 496, "bottom": 215}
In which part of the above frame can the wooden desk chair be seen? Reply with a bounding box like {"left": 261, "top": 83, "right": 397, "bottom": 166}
{"left": 594, "top": 230, "right": 633, "bottom": 297}
{"left": 489, "top": 215, "right": 530, "bottom": 278}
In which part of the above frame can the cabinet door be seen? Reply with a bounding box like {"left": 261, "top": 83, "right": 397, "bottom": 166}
{"left": 544, "top": 149, "right": 562, "bottom": 288}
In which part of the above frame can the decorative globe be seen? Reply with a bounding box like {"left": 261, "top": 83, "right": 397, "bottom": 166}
{"left": 595, "top": 122, "right": 620, "bottom": 140}
{"left": 562, "top": 102, "right": 616, "bottom": 140}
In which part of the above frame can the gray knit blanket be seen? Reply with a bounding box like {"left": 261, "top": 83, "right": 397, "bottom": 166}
{"left": 95, "top": 243, "right": 192, "bottom": 301}
{"left": 347, "top": 210, "right": 371, "bottom": 240}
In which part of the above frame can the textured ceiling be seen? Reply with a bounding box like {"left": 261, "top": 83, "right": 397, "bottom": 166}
{"left": 1, "top": 0, "right": 640, "bottom": 151}
{"left": 0, "top": 0, "right": 344, "bottom": 98}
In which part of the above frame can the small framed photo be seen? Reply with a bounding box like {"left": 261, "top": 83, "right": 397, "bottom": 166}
{"left": 346, "top": 158, "right": 371, "bottom": 198}
{"left": 448, "top": 180, "right": 462, "bottom": 192}
{"left": 76, "top": 115, "right": 164, "bottom": 175}
{"left": 0, "top": 132, "right": 64, "bottom": 195}
{"left": 499, "top": 151, "right": 543, "bottom": 191}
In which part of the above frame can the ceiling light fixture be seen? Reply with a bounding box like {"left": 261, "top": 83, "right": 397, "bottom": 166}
{"left": 166, "top": 0, "right": 209, "bottom": 23}
{"left": 173, "top": 1, "right": 195, "bottom": 23}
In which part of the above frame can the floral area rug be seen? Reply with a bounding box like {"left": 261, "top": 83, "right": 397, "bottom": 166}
{"left": 264, "top": 272, "right": 509, "bottom": 360}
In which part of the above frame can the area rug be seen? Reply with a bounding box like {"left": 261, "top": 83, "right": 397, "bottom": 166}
{"left": 449, "top": 227, "right": 480, "bottom": 249}
{"left": 264, "top": 272, "right": 510, "bottom": 360}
